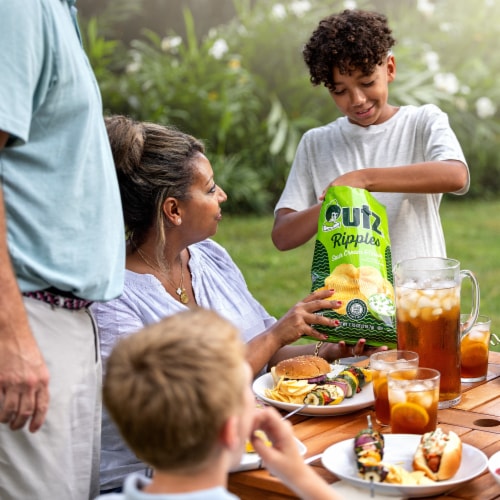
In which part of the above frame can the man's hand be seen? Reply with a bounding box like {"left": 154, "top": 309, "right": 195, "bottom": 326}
{"left": 0, "top": 151, "right": 50, "bottom": 432}
{"left": 0, "top": 328, "right": 50, "bottom": 432}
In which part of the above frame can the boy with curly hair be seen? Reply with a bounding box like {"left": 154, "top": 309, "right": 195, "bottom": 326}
{"left": 97, "top": 308, "right": 341, "bottom": 500}
{"left": 272, "top": 9, "right": 469, "bottom": 264}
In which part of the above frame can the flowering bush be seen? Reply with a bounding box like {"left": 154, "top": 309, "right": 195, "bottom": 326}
{"left": 83, "top": 0, "right": 500, "bottom": 212}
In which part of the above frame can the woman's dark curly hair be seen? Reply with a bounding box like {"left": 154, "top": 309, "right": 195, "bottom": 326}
{"left": 303, "top": 10, "right": 396, "bottom": 91}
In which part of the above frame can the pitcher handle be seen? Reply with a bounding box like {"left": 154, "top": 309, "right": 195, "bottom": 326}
{"left": 460, "top": 270, "right": 480, "bottom": 335}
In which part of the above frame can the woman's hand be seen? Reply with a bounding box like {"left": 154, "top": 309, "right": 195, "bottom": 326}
{"left": 270, "top": 288, "right": 341, "bottom": 347}
{"left": 321, "top": 338, "right": 388, "bottom": 363}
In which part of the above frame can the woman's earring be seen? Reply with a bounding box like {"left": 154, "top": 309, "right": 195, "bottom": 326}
{"left": 177, "top": 218, "right": 182, "bottom": 225}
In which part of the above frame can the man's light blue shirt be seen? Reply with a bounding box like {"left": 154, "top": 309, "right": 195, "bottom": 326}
{"left": 0, "top": 0, "right": 124, "bottom": 300}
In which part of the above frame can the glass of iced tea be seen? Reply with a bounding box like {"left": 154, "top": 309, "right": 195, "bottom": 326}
{"left": 370, "top": 350, "right": 419, "bottom": 426}
{"left": 388, "top": 367, "right": 440, "bottom": 434}
{"left": 394, "top": 257, "right": 479, "bottom": 408}
{"left": 461, "top": 314, "right": 491, "bottom": 382}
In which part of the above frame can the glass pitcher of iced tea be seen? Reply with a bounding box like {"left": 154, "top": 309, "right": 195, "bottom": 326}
{"left": 394, "top": 257, "right": 479, "bottom": 408}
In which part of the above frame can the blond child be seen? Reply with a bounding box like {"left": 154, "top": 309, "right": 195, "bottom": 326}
{"left": 97, "top": 308, "right": 341, "bottom": 500}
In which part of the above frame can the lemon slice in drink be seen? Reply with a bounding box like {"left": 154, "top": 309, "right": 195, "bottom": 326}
{"left": 391, "top": 402, "right": 429, "bottom": 431}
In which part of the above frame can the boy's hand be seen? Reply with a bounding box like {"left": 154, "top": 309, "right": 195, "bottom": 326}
{"left": 320, "top": 169, "right": 371, "bottom": 200}
{"left": 250, "top": 407, "right": 304, "bottom": 479}
{"left": 250, "top": 407, "right": 343, "bottom": 499}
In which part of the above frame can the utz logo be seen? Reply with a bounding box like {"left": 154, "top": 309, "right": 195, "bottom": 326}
{"left": 322, "top": 200, "right": 342, "bottom": 231}
{"left": 323, "top": 200, "right": 383, "bottom": 237}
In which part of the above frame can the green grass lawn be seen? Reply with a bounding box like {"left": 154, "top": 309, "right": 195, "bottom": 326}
{"left": 213, "top": 198, "right": 500, "bottom": 352}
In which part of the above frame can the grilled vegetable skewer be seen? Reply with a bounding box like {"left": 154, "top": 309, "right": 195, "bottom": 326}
{"left": 354, "top": 416, "right": 389, "bottom": 484}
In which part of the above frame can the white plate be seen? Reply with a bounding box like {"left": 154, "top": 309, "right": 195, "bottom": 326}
{"left": 322, "top": 434, "right": 488, "bottom": 498}
{"left": 252, "top": 364, "right": 374, "bottom": 416}
{"left": 230, "top": 437, "right": 306, "bottom": 473}
{"left": 488, "top": 449, "right": 500, "bottom": 486}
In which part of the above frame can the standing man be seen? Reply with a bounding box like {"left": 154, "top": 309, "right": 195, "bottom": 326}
{"left": 0, "top": 1, "right": 125, "bottom": 499}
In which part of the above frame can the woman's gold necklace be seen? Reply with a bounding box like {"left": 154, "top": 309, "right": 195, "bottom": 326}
{"left": 136, "top": 248, "right": 189, "bottom": 304}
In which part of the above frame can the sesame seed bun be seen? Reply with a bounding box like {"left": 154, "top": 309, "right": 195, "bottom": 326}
{"left": 274, "top": 355, "right": 331, "bottom": 380}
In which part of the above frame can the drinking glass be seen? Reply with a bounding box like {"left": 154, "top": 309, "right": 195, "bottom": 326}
{"left": 388, "top": 367, "right": 440, "bottom": 434}
{"left": 461, "top": 314, "right": 491, "bottom": 382}
{"left": 370, "top": 350, "right": 419, "bottom": 426}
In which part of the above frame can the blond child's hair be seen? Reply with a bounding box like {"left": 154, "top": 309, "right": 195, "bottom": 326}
{"left": 102, "top": 308, "right": 247, "bottom": 471}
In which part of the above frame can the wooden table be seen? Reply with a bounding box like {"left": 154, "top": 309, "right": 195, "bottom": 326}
{"left": 229, "top": 351, "right": 500, "bottom": 499}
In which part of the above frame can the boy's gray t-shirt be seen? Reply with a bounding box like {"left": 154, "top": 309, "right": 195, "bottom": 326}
{"left": 275, "top": 104, "right": 468, "bottom": 264}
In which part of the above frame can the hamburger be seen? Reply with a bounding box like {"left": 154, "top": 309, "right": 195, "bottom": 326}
{"left": 413, "top": 428, "right": 462, "bottom": 481}
{"left": 266, "top": 355, "right": 371, "bottom": 406}
{"left": 271, "top": 355, "right": 331, "bottom": 384}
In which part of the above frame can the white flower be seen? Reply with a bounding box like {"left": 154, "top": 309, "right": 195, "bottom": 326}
{"left": 476, "top": 97, "right": 497, "bottom": 119}
{"left": 423, "top": 51, "right": 440, "bottom": 72}
{"left": 289, "top": 0, "right": 311, "bottom": 17}
{"left": 434, "top": 72, "right": 460, "bottom": 95}
{"left": 209, "top": 39, "right": 229, "bottom": 60}
{"left": 271, "top": 4, "right": 287, "bottom": 20}
{"left": 126, "top": 61, "right": 141, "bottom": 74}
{"left": 344, "top": 0, "right": 357, "bottom": 9}
{"left": 236, "top": 24, "right": 247, "bottom": 36}
{"left": 161, "top": 36, "right": 182, "bottom": 53}
{"left": 439, "top": 22, "right": 452, "bottom": 32}
{"left": 454, "top": 97, "right": 468, "bottom": 112}
{"left": 417, "top": 0, "right": 435, "bottom": 17}
{"left": 126, "top": 52, "right": 142, "bottom": 74}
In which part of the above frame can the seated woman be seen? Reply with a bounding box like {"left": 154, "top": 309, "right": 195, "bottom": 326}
{"left": 92, "top": 115, "right": 385, "bottom": 493}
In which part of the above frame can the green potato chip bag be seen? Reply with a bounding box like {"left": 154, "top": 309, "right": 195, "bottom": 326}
{"left": 309, "top": 186, "right": 397, "bottom": 348}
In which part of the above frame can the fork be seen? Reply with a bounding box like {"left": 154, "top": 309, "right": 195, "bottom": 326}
{"left": 281, "top": 403, "right": 308, "bottom": 420}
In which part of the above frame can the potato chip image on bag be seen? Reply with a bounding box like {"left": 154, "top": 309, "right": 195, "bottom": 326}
{"left": 308, "top": 186, "right": 397, "bottom": 347}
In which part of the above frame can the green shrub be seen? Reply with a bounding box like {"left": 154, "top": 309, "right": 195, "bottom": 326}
{"left": 81, "top": 0, "right": 500, "bottom": 213}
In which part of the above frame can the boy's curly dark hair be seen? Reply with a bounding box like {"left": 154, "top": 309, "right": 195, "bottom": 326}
{"left": 303, "top": 10, "right": 396, "bottom": 91}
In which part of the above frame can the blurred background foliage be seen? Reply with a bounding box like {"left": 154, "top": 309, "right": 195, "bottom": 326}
{"left": 79, "top": 0, "right": 500, "bottom": 213}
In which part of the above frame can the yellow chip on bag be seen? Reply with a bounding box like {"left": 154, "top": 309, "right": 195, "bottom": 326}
{"left": 359, "top": 266, "right": 395, "bottom": 301}
{"left": 319, "top": 264, "right": 395, "bottom": 315}
{"left": 324, "top": 264, "right": 359, "bottom": 292}
{"left": 358, "top": 266, "right": 384, "bottom": 298}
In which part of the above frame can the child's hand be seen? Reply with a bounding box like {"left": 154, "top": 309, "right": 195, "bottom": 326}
{"left": 250, "top": 408, "right": 342, "bottom": 499}
{"left": 319, "top": 170, "right": 371, "bottom": 200}
{"left": 250, "top": 407, "right": 306, "bottom": 481}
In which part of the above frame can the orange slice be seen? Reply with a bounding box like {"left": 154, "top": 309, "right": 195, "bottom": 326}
{"left": 374, "top": 379, "right": 388, "bottom": 401}
{"left": 391, "top": 402, "right": 429, "bottom": 430}
{"left": 461, "top": 343, "right": 488, "bottom": 368}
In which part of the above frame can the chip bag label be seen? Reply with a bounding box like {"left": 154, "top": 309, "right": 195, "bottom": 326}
{"left": 309, "top": 186, "right": 396, "bottom": 347}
